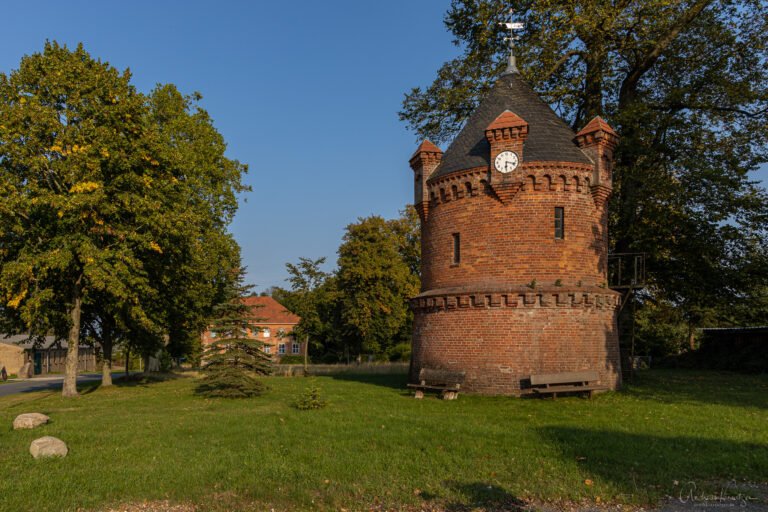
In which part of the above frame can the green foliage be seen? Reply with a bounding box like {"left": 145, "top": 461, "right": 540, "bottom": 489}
{"left": 634, "top": 299, "right": 689, "bottom": 357}
{"left": 0, "top": 42, "right": 246, "bottom": 390}
{"left": 196, "top": 366, "right": 266, "bottom": 399}
{"left": 336, "top": 210, "right": 420, "bottom": 356}
{"left": 400, "top": 1, "right": 768, "bottom": 334}
{"left": 278, "top": 355, "right": 306, "bottom": 365}
{"left": 198, "top": 268, "right": 271, "bottom": 398}
{"left": 272, "top": 207, "right": 421, "bottom": 361}
{"left": 292, "top": 383, "right": 328, "bottom": 410}
{"left": 387, "top": 342, "right": 412, "bottom": 362}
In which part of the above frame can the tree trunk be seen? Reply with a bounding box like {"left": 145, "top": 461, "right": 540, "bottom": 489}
{"left": 125, "top": 348, "right": 130, "bottom": 377}
{"left": 101, "top": 336, "right": 113, "bottom": 387}
{"left": 62, "top": 280, "right": 83, "bottom": 397}
{"left": 303, "top": 335, "right": 309, "bottom": 374}
{"left": 688, "top": 326, "right": 696, "bottom": 351}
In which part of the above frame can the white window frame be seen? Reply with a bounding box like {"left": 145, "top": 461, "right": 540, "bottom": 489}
{"left": 264, "top": 345, "right": 271, "bottom": 354}
{"left": 278, "top": 343, "right": 286, "bottom": 355}
{"left": 263, "top": 328, "right": 271, "bottom": 338}
{"left": 292, "top": 343, "right": 300, "bottom": 355}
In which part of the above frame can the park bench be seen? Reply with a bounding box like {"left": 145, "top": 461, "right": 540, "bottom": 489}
{"left": 528, "top": 370, "right": 606, "bottom": 398}
{"left": 408, "top": 367, "right": 466, "bottom": 400}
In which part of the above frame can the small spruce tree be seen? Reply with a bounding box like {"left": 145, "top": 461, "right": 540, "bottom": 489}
{"left": 197, "top": 268, "right": 271, "bottom": 398}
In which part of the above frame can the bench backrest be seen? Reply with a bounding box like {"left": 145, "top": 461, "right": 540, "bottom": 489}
{"left": 530, "top": 371, "right": 599, "bottom": 386}
{"left": 419, "top": 367, "right": 466, "bottom": 386}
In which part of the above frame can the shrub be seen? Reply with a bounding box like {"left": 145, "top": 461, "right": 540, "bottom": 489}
{"left": 388, "top": 343, "right": 411, "bottom": 362}
{"left": 292, "top": 384, "right": 328, "bottom": 410}
{"left": 279, "top": 355, "right": 307, "bottom": 365}
{"left": 320, "top": 352, "right": 342, "bottom": 364}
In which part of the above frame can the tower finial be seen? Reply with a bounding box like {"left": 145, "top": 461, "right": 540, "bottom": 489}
{"left": 499, "top": 8, "right": 524, "bottom": 75}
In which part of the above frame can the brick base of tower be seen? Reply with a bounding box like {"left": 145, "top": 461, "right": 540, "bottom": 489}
{"left": 409, "top": 287, "right": 622, "bottom": 395}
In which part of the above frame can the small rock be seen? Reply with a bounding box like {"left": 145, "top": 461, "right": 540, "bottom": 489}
{"left": 29, "top": 436, "right": 68, "bottom": 458}
{"left": 13, "top": 413, "right": 49, "bottom": 430}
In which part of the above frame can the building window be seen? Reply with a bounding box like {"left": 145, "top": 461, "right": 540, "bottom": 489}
{"left": 292, "top": 343, "right": 300, "bottom": 354}
{"left": 277, "top": 328, "right": 286, "bottom": 338}
{"left": 264, "top": 345, "right": 271, "bottom": 354}
{"left": 263, "top": 328, "right": 270, "bottom": 338}
{"left": 209, "top": 331, "right": 217, "bottom": 339}
{"left": 555, "top": 207, "right": 565, "bottom": 239}
{"left": 278, "top": 343, "right": 286, "bottom": 355}
{"left": 452, "top": 233, "right": 461, "bottom": 265}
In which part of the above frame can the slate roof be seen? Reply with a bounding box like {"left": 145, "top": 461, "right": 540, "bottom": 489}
{"left": 0, "top": 334, "right": 73, "bottom": 349}
{"left": 431, "top": 72, "right": 592, "bottom": 179}
{"left": 242, "top": 296, "right": 300, "bottom": 325}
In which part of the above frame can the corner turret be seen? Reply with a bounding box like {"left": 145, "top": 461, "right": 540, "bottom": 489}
{"left": 409, "top": 140, "right": 443, "bottom": 222}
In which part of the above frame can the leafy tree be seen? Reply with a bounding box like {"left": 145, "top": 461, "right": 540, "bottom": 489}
{"left": 336, "top": 213, "right": 420, "bottom": 357}
{"left": 142, "top": 84, "right": 247, "bottom": 368}
{"left": 0, "top": 42, "right": 163, "bottom": 396}
{"left": 197, "top": 268, "right": 271, "bottom": 398}
{"left": 400, "top": 1, "right": 768, "bottom": 340}
{"left": 0, "top": 43, "right": 247, "bottom": 394}
{"left": 283, "top": 257, "right": 330, "bottom": 369}
{"left": 272, "top": 260, "right": 344, "bottom": 363}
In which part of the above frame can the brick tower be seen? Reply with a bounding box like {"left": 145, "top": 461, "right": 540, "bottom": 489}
{"left": 407, "top": 67, "right": 622, "bottom": 395}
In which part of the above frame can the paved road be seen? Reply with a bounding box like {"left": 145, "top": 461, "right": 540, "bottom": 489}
{"left": 0, "top": 372, "right": 125, "bottom": 397}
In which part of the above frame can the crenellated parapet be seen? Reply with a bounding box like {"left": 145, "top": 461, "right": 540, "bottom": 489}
{"left": 411, "top": 287, "right": 621, "bottom": 312}
{"left": 424, "top": 162, "right": 596, "bottom": 210}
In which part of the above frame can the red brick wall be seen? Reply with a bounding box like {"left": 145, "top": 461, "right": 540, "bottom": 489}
{"left": 410, "top": 147, "right": 620, "bottom": 394}
{"left": 421, "top": 162, "right": 608, "bottom": 291}
{"left": 410, "top": 290, "right": 621, "bottom": 394}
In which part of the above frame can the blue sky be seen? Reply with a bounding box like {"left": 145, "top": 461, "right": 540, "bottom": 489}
{"left": 2, "top": 1, "right": 765, "bottom": 292}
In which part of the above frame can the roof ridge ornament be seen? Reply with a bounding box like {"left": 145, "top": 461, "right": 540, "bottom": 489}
{"left": 499, "top": 8, "right": 525, "bottom": 75}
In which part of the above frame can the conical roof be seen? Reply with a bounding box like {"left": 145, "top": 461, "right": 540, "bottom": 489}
{"left": 431, "top": 73, "right": 591, "bottom": 179}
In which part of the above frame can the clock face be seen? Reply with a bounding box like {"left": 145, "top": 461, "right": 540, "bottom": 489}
{"left": 494, "top": 151, "right": 520, "bottom": 173}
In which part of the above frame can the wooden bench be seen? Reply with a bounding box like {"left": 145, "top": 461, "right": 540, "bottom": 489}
{"left": 529, "top": 371, "right": 606, "bottom": 398}
{"left": 407, "top": 368, "right": 466, "bottom": 400}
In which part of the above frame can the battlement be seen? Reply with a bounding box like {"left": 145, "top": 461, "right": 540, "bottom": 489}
{"left": 425, "top": 161, "right": 599, "bottom": 210}
{"left": 411, "top": 287, "right": 620, "bottom": 312}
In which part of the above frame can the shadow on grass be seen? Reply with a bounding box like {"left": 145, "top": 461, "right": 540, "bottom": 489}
{"left": 112, "top": 372, "right": 186, "bottom": 389}
{"left": 539, "top": 426, "right": 768, "bottom": 499}
{"left": 624, "top": 369, "right": 768, "bottom": 410}
{"left": 327, "top": 372, "right": 409, "bottom": 391}
{"left": 420, "top": 481, "right": 526, "bottom": 511}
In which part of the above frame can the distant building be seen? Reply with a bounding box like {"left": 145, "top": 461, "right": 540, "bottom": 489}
{"left": 0, "top": 335, "right": 97, "bottom": 378}
{"left": 201, "top": 296, "right": 305, "bottom": 361}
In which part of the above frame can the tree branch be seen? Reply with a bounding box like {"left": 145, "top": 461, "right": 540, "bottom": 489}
{"left": 542, "top": 50, "right": 584, "bottom": 80}
{"left": 650, "top": 103, "right": 768, "bottom": 118}
{"left": 619, "top": 0, "right": 715, "bottom": 106}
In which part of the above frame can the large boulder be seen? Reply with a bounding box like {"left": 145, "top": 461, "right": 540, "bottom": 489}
{"left": 29, "top": 436, "right": 68, "bottom": 458}
{"left": 13, "top": 413, "right": 49, "bottom": 430}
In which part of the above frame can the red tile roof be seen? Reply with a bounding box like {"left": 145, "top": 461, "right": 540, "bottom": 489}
{"left": 242, "top": 296, "right": 300, "bottom": 324}
{"left": 576, "top": 116, "right": 617, "bottom": 137}
{"left": 486, "top": 110, "right": 528, "bottom": 130}
{"left": 411, "top": 139, "right": 443, "bottom": 159}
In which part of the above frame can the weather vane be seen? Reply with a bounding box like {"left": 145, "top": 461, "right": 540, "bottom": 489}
{"left": 499, "top": 8, "right": 525, "bottom": 74}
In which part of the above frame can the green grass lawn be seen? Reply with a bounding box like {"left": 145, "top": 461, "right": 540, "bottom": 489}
{"left": 0, "top": 370, "right": 766, "bottom": 512}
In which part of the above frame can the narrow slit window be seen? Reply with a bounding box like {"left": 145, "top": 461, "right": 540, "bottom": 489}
{"left": 452, "top": 233, "right": 461, "bottom": 264}
{"left": 554, "top": 207, "right": 565, "bottom": 239}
